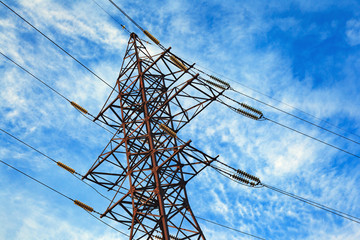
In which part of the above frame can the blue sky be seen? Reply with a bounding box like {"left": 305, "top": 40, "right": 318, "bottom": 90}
{"left": 1, "top": 0, "right": 360, "bottom": 239}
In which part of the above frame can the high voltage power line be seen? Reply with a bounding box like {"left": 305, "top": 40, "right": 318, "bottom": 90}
{"left": 1, "top": 0, "right": 359, "bottom": 220}
{"left": 1, "top": 0, "right": 360, "bottom": 238}
{"left": 191, "top": 64, "right": 360, "bottom": 140}
{"left": 0, "top": 129, "right": 266, "bottom": 239}
{"left": 1, "top": 0, "right": 359, "bottom": 156}
{"left": 0, "top": 51, "right": 114, "bottom": 135}
{"left": 0, "top": 159, "right": 130, "bottom": 237}
{"left": 2, "top": 127, "right": 360, "bottom": 226}
{"left": 2, "top": 0, "right": 357, "bottom": 155}
{"left": 0, "top": 0, "right": 116, "bottom": 92}
{"left": 103, "top": 0, "right": 360, "bottom": 145}
{"left": 2, "top": 0, "right": 359, "bottom": 152}
{"left": 1, "top": 49, "right": 359, "bottom": 160}
{"left": 208, "top": 160, "right": 360, "bottom": 225}
{"left": 90, "top": 0, "right": 131, "bottom": 34}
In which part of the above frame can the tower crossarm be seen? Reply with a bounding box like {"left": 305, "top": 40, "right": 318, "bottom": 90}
{"left": 94, "top": 140, "right": 217, "bottom": 239}
{"left": 83, "top": 33, "right": 224, "bottom": 239}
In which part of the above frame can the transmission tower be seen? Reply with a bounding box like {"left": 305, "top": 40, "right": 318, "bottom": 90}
{"left": 82, "top": 33, "right": 224, "bottom": 239}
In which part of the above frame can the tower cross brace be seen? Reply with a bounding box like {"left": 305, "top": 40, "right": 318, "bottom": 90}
{"left": 83, "top": 33, "right": 223, "bottom": 239}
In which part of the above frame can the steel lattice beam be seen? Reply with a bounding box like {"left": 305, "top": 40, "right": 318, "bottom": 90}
{"left": 84, "top": 33, "right": 222, "bottom": 239}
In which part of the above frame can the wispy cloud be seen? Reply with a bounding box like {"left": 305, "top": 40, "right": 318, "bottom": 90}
{"left": 1, "top": 0, "right": 360, "bottom": 239}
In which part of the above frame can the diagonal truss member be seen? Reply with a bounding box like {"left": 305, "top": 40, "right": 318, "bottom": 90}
{"left": 83, "top": 33, "right": 223, "bottom": 239}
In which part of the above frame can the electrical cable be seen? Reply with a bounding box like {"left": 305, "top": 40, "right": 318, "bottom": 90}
{"left": 221, "top": 89, "right": 360, "bottom": 145}
{"left": 85, "top": 210, "right": 130, "bottom": 237}
{"left": 107, "top": 0, "right": 143, "bottom": 31}
{"left": 0, "top": 1, "right": 117, "bottom": 93}
{"left": 3, "top": 1, "right": 359, "bottom": 234}
{"left": 212, "top": 166, "right": 255, "bottom": 188}
{"left": 215, "top": 94, "right": 360, "bottom": 159}
{"left": 188, "top": 47, "right": 360, "bottom": 152}
{"left": 0, "top": 127, "right": 115, "bottom": 201}
{"left": 262, "top": 183, "right": 360, "bottom": 224}
{"left": 0, "top": 127, "right": 265, "bottom": 239}
{"left": 107, "top": 0, "right": 167, "bottom": 51}
{"left": 0, "top": 129, "right": 150, "bottom": 234}
{"left": 0, "top": 51, "right": 115, "bottom": 135}
{"left": 0, "top": 128, "right": 57, "bottom": 164}
{"left": 5, "top": 127, "right": 358, "bottom": 234}
{"left": 104, "top": 0, "right": 360, "bottom": 148}
{"left": 79, "top": 111, "right": 115, "bottom": 135}
{"left": 0, "top": 159, "right": 73, "bottom": 201}
{"left": 0, "top": 159, "right": 129, "bottom": 236}
{"left": 0, "top": 51, "right": 70, "bottom": 103}
{"left": 211, "top": 158, "right": 360, "bottom": 225}
{"left": 1, "top": 158, "right": 261, "bottom": 239}
{"left": 5, "top": 0, "right": 357, "bottom": 155}
{"left": 90, "top": 0, "right": 130, "bottom": 34}
{"left": 192, "top": 64, "right": 360, "bottom": 140}
{"left": 90, "top": 0, "right": 152, "bottom": 45}
{"left": 265, "top": 117, "right": 360, "bottom": 159}
{"left": 195, "top": 215, "right": 266, "bottom": 240}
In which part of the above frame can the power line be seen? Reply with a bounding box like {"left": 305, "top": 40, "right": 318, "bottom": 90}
{"left": 193, "top": 64, "right": 360, "bottom": 140}
{"left": 0, "top": 51, "right": 70, "bottom": 103}
{"left": 0, "top": 127, "right": 113, "bottom": 201}
{"left": 0, "top": 51, "right": 114, "bottom": 135}
{"left": 0, "top": 127, "right": 265, "bottom": 239}
{"left": 195, "top": 215, "right": 266, "bottom": 240}
{"left": 78, "top": 110, "right": 115, "bottom": 135}
{"left": 210, "top": 160, "right": 360, "bottom": 225}
{"left": 222, "top": 89, "right": 360, "bottom": 146}
{"left": 1, "top": 128, "right": 57, "bottom": 164}
{"left": 91, "top": 0, "right": 152, "bottom": 45}
{"left": 104, "top": 0, "right": 360, "bottom": 148}
{"left": 90, "top": 0, "right": 130, "bottom": 34}
{"left": 0, "top": 159, "right": 73, "bottom": 201}
{"left": 262, "top": 183, "right": 360, "bottom": 224}
{"left": 107, "top": 0, "right": 167, "bottom": 51}
{"left": 5, "top": 0, "right": 357, "bottom": 153}
{"left": 265, "top": 117, "right": 360, "bottom": 159}
{"left": 3, "top": 1, "right": 358, "bottom": 236}
{"left": 0, "top": 0, "right": 117, "bottom": 92}
{"left": 215, "top": 95, "right": 360, "bottom": 159}
{"left": 6, "top": 125, "right": 358, "bottom": 232}
{"left": 0, "top": 159, "right": 129, "bottom": 237}
{"left": 0, "top": 154, "right": 264, "bottom": 239}
{"left": 108, "top": 0, "right": 144, "bottom": 32}
{"left": 85, "top": 211, "right": 130, "bottom": 237}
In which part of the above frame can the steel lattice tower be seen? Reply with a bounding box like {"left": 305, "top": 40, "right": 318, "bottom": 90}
{"left": 83, "top": 33, "right": 224, "bottom": 239}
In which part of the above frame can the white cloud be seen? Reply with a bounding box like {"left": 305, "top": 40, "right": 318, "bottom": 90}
{"left": 0, "top": 189, "right": 126, "bottom": 240}
{"left": 1, "top": 0, "right": 360, "bottom": 239}
{"left": 346, "top": 19, "right": 360, "bottom": 46}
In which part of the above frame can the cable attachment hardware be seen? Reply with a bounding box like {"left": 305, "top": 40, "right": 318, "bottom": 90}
{"left": 57, "top": 161, "right": 75, "bottom": 174}
{"left": 143, "top": 30, "right": 160, "bottom": 45}
{"left": 236, "top": 169, "right": 261, "bottom": 184}
{"left": 159, "top": 124, "right": 177, "bottom": 138}
{"left": 209, "top": 75, "right": 231, "bottom": 88}
{"left": 170, "top": 55, "right": 188, "bottom": 72}
{"left": 74, "top": 200, "right": 94, "bottom": 212}
{"left": 204, "top": 79, "right": 228, "bottom": 90}
{"left": 70, "top": 101, "right": 88, "bottom": 114}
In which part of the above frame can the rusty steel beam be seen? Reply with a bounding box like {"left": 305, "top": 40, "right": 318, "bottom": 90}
{"left": 83, "top": 33, "right": 223, "bottom": 239}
